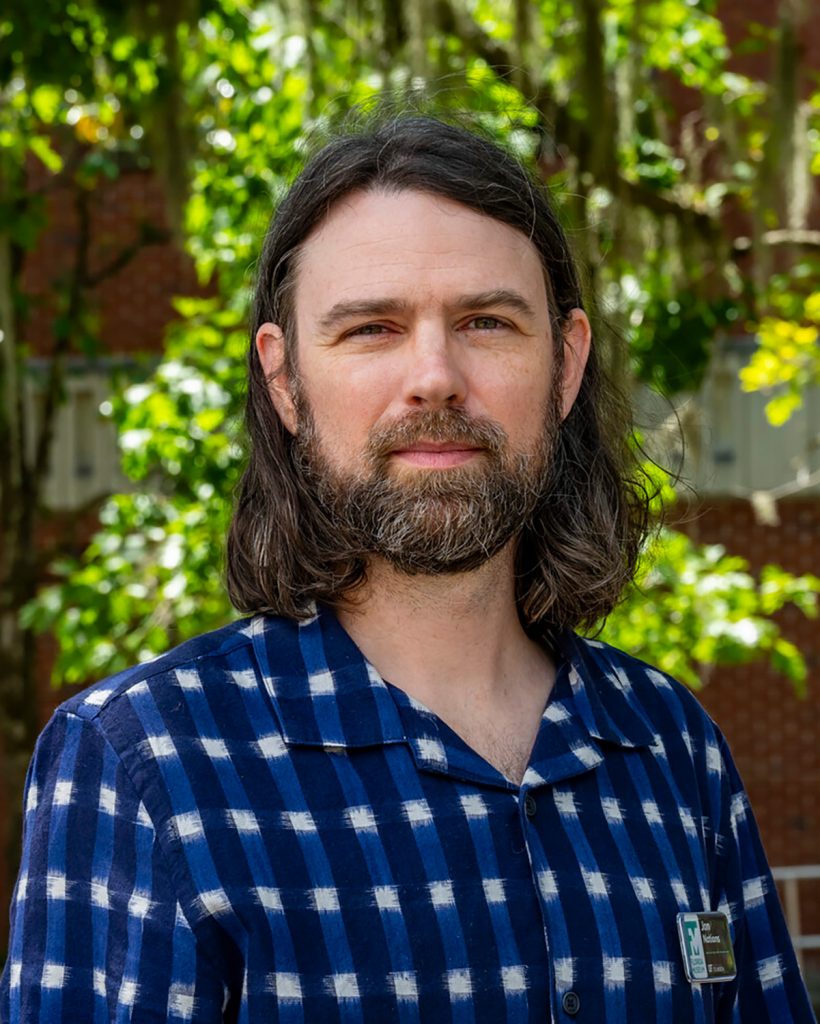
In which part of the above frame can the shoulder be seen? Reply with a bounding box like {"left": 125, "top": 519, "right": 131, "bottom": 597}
{"left": 573, "top": 633, "right": 721, "bottom": 734}
{"left": 57, "top": 614, "right": 296, "bottom": 723}
{"left": 566, "top": 633, "right": 731, "bottom": 782}
{"left": 32, "top": 614, "right": 306, "bottom": 837}
{"left": 43, "top": 615, "right": 304, "bottom": 788}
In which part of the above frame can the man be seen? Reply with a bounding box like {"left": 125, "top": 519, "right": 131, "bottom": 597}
{"left": 1, "top": 117, "right": 814, "bottom": 1022}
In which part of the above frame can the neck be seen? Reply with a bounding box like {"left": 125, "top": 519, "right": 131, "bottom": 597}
{"left": 336, "top": 544, "right": 554, "bottom": 715}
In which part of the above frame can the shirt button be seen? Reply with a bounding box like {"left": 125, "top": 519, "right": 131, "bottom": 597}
{"left": 523, "top": 794, "right": 537, "bottom": 818}
{"left": 562, "top": 990, "right": 581, "bottom": 1015}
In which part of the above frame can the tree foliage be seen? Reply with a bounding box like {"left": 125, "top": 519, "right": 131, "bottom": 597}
{"left": 604, "top": 528, "right": 818, "bottom": 692}
{"left": 740, "top": 287, "right": 820, "bottom": 425}
{"left": 7, "top": 0, "right": 820, "bottom": 698}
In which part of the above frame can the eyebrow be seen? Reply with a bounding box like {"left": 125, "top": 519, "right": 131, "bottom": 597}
{"left": 454, "top": 289, "right": 539, "bottom": 321}
{"left": 316, "top": 289, "right": 538, "bottom": 335}
{"left": 317, "top": 298, "right": 411, "bottom": 335}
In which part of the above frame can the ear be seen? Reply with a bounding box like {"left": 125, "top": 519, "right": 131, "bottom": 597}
{"left": 256, "top": 322, "right": 297, "bottom": 435}
{"left": 559, "top": 309, "right": 592, "bottom": 420}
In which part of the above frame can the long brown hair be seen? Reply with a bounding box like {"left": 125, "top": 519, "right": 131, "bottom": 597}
{"left": 227, "top": 116, "right": 653, "bottom": 639}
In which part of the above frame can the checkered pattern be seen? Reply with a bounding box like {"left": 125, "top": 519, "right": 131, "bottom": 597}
{"left": 1, "top": 607, "right": 814, "bottom": 1021}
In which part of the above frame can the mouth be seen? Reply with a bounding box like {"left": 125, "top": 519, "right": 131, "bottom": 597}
{"left": 389, "top": 441, "right": 483, "bottom": 468}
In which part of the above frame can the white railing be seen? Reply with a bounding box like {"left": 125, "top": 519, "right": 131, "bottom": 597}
{"left": 772, "top": 864, "right": 820, "bottom": 974}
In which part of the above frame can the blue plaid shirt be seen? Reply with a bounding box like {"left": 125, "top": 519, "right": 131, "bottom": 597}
{"left": 1, "top": 605, "right": 814, "bottom": 1022}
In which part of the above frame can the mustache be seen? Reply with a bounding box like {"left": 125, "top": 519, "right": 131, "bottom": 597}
{"left": 366, "top": 408, "right": 508, "bottom": 459}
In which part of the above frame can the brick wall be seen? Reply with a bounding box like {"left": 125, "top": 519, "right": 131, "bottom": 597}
{"left": 22, "top": 159, "right": 202, "bottom": 358}
{"left": 679, "top": 499, "right": 820, "bottom": 974}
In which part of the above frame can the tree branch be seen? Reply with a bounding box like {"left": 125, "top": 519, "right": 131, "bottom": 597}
{"left": 732, "top": 229, "right": 820, "bottom": 255}
{"left": 29, "top": 190, "right": 91, "bottom": 495}
{"left": 0, "top": 157, "right": 27, "bottom": 588}
{"left": 438, "top": 0, "right": 724, "bottom": 245}
{"left": 86, "top": 222, "right": 171, "bottom": 288}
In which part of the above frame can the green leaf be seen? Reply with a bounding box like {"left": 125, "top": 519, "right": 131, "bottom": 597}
{"left": 30, "top": 84, "right": 62, "bottom": 123}
{"left": 29, "top": 135, "right": 64, "bottom": 173}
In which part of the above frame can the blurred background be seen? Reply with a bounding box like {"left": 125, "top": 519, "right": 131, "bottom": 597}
{"left": 1, "top": 0, "right": 818, "bottom": 1002}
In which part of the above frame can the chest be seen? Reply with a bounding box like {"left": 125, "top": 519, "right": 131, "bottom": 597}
{"left": 450, "top": 717, "right": 537, "bottom": 785}
{"left": 175, "top": 743, "right": 730, "bottom": 1023}
{"left": 410, "top": 687, "right": 548, "bottom": 786}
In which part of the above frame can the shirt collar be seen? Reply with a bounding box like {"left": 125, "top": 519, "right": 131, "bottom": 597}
{"left": 251, "top": 605, "right": 406, "bottom": 749}
{"left": 554, "top": 630, "right": 657, "bottom": 750}
{"left": 522, "top": 632, "right": 657, "bottom": 788}
{"left": 251, "top": 605, "right": 656, "bottom": 769}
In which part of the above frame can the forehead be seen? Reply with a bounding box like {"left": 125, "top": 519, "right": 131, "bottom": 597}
{"left": 292, "top": 189, "right": 548, "bottom": 314}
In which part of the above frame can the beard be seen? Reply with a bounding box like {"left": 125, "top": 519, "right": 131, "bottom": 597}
{"left": 293, "top": 397, "right": 559, "bottom": 576}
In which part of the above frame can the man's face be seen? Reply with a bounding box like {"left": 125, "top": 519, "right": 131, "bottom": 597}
{"left": 257, "top": 188, "right": 590, "bottom": 573}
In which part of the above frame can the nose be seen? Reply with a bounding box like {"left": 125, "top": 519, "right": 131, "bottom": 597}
{"left": 402, "top": 322, "right": 467, "bottom": 408}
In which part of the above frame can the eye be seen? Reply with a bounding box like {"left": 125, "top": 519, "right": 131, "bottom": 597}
{"left": 348, "top": 321, "right": 393, "bottom": 333}
{"left": 464, "top": 315, "right": 509, "bottom": 331}
{"left": 345, "top": 322, "right": 392, "bottom": 338}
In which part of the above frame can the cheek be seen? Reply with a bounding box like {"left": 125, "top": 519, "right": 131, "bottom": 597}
{"left": 484, "top": 371, "right": 554, "bottom": 441}
{"left": 301, "top": 361, "right": 396, "bottom": 431}
{"left": 301, "top": 386, "right": 383, "bottom": 464}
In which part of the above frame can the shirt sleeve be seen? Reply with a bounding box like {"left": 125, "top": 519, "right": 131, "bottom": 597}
{"left": 0, "top": 709, "right": 228, "bottom": 1023}
{"left": 711, "top": 731, "right": 817, "bottom": 1023}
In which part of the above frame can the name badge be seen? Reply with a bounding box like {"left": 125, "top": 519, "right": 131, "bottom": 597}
{"left": 676, "top": 912, "right": 737, "bottom": 983}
